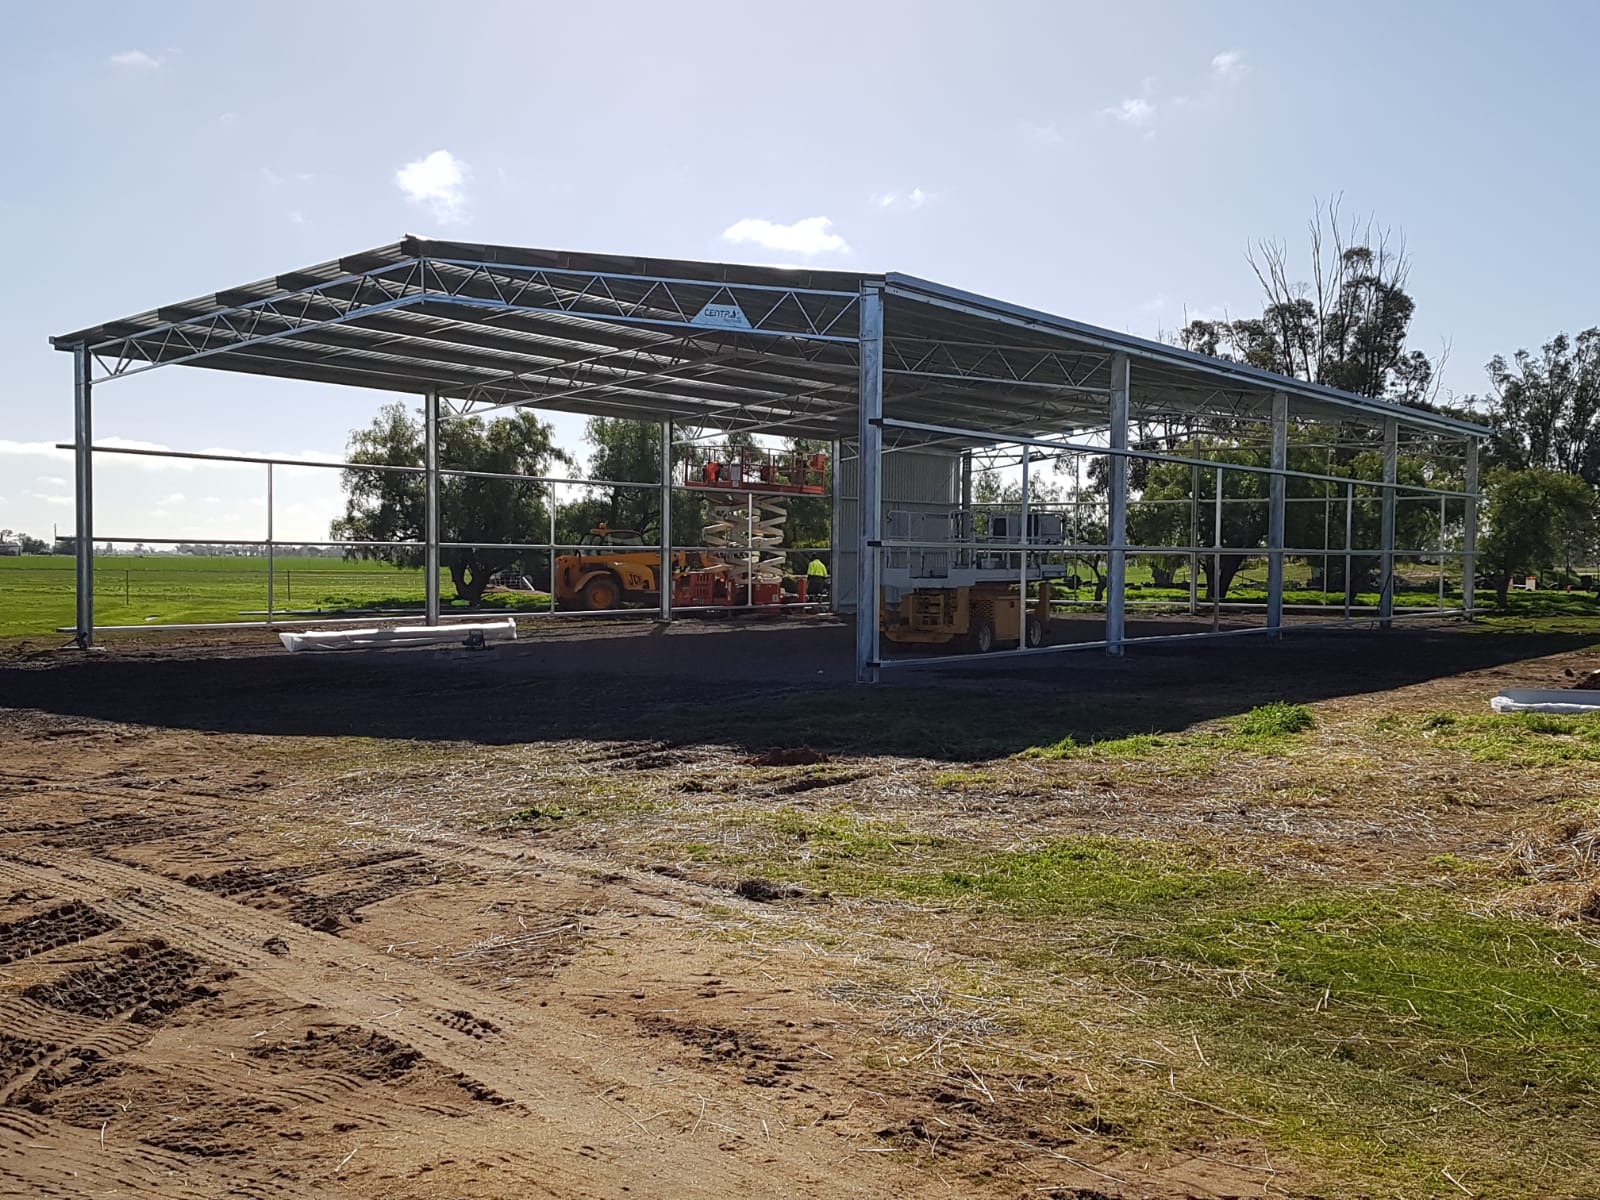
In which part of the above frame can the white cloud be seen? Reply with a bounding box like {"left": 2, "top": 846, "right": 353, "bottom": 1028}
{"left": 0, "top": 439, "right": 70, "bottom": 462}
{"left": 26, "top": 492, "right": 73, "bottom": 508}
{"left": 158, "top": 493, "right": 186, "bottom": 506}
{"left": 1021, "top": 120, "right": 1063, "bottom": 146}
{"left": 721, "top": 216, "right": 848, "bottom": 256}
{"left": 109, "top": 49, "right": 160, "bottom": 69}
{"left": 1211, "top": 50, "right": 1247, "bottom": 80}
{"left": 395, "top": 149, "right": 469, "bottom": 223}
{"left": 98, "top": 436, "right": 195, "bottom": 470}
{"left": 872, "top": 187, "right": 933, "bottom": 211}
{"left": 37, "top": 475, "right": 67, "bottom": 487}
{"left": 288, "top": 210, "right": 306, "bottom": 225}
{"left": 1105, "top": 97, "right": 1156, "bottom": 127}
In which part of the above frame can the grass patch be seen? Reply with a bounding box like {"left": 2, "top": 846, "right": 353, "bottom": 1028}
{"left": 1118, "top": 890, "right": 1600, "bottom": 1193}
{"left": 917, "top": 838, "right": 1247, "bottom": 916}
{"left": 509, "top": 803, "right": 576, "bottom": 824}
{"left": 1229, "top": 701, "right": 1315, "bottom": 738}
{"left": 1386, "top": 710, "right": 1600, "bottom": 766}
{"left": 932, "top": 769, "right": 995, "bottom": 790}
{"left": 1019, "top": 702, "right": 1316, "bottom": 763}
{"left": 768, "top": 808, "right": 944, "bottom": 858}
{"left": 1019, "top": 731, "right": 1178, "bottom": 762}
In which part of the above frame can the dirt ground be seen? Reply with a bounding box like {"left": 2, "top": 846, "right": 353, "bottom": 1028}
{"left": 1, "top": 618, "right": 1597, "bottom": 1199}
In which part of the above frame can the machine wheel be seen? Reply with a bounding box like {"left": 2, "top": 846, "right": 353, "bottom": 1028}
{"left": 966, "top": 618, "right": 996, "bottom": 654}
{"left": 1025, "top": 615, "right": 1045, "bottom": 648}
{"left": 580, "top": 575, "right": 621, "bottom": 611}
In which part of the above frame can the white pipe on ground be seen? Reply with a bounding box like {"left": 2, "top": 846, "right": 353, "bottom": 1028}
{"left": 279, "top": 619, "right": 517, "bottom": 653}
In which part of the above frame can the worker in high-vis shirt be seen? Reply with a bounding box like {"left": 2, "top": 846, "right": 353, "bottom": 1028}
{"left": 805, "top": 556, "right": 829, "bottom": 602}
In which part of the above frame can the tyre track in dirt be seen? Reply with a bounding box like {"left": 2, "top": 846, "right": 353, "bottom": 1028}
{"left": 0, "top": 846, "right": 942, "bottom": 1200}
{"left": 0, "top": 1106, "right": 332, "bottom": 1200}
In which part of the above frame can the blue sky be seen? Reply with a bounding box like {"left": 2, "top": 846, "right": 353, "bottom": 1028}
{"left": 2, "top": 0, "right": 1596, "bottom": 543}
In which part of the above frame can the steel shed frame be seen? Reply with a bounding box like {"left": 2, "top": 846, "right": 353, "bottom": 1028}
{"left": 51, "top": 236, "right": 1491, "bottom": 683}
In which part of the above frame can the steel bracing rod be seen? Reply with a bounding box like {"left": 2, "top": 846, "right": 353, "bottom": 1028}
{"left": 87, "top": 260, "right": 429, "bottom": 380}
{"left": 425, "top": 257, "right": 821, "bottom": 331}
{"left": 881, "top": 275, "right": 1476, "bottom": 440}
{"left": 424, "top": 257, "right": 862, "bottom": 337}
{"left": 84, "top": 257, "right": 861, "bottom": 383}
{"left": 417, "top": 266, "right": 861, "bottom": 344}
{"left": 884, "top": 339, "right": 1110, "bottom": 388}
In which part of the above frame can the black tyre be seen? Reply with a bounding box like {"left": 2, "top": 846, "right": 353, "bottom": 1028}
{"left": 966, "top": 617, "right": 996, "bottom": 654}
{"left": 580, "top": 575, "right": 621, "bottom": 610}
{"left": 1025, "top": 615, "right": 1045, "bottom": 648}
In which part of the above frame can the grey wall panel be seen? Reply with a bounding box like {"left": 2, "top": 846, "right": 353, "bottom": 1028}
{"left": 833, "top": 444, "right": 959, "bottom": 612}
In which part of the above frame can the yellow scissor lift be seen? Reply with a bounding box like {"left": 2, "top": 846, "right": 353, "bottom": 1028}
{"left": 878, "top": 509, "right": 1065, "bottom": 654}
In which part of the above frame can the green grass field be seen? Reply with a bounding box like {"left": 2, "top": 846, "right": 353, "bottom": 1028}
{"left": 2, "top": 553, "right": 1594, "bottom": 639}
{"left": 0, "top": 555, "right": 494, "bottom": 637}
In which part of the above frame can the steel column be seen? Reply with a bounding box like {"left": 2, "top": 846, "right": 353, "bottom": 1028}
{"left": 1344, "top": 481, "right": 1355, "bottom": 621}
{"left": 1462, "top": 439, "right": 1479, "bottom": 619}
{"left": 659, "top": 420, "right": 673, "bottom": 622}
{"left": 425, "top": 388, "right": 441, "bottom": 625}
{"left": 266, "top": 464, "right": 276, "bottom": 625}
{"left": 828, "top": 438, "right": 842, "bottom": 613}
{"left": 855, "top": 285, "right": 885, "bottom": 684}
{"left": 1213, "top": 466, "right": 1224, "bottom": 632}
{"left": 72, "top": 345, "right": 94, "bottom": 647}
{"left": 1105, "top": 352, "right": 1129, "bottom": 655}
{"left": 1379, "top": 417, "right": 1398, "bottom": 629}
{"left": 1019, "top": 447, "right": 1030, "bottom": 651}
{"left": 1188, "top": 464, "right": 1200, "bottom": 616}
{"left": 1267, "top": 390, "right": 1288, "bottom": 636}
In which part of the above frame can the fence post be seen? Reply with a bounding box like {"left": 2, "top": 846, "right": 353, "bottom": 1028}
{"left": 124, "top": 569, "right": 130, "bottom": 607}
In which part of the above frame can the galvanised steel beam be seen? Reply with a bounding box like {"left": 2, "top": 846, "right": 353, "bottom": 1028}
{"left": 1380, "top": 417, "right": 1398, "bottom": 628}
{"left": 1105, "top": 352, "right": 1130, "bottom": 656}
{"left": 73, "top": 345, "right": 94, "bottom": 648}
{"left": 425, "top": 388, "right": 441, "bottom": 626}
{"left": 883, "top": 337, "right": 1109, "bottom": 392}
{"left": 856, "top": 285, "right": 885, "bottom": 685}
{"left": 1462, "top": 439, "right": 1479, "bottom": 619}
{"left": 84, "top": 257, "right": 861, "bottom": 385}
{"left": 1267, "top": 390, "right": 1288, "bottom": 635}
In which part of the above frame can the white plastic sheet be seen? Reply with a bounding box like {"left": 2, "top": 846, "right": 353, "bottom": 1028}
{"left": 1490, "top": 687, "right": 1600, "bottom": 715}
